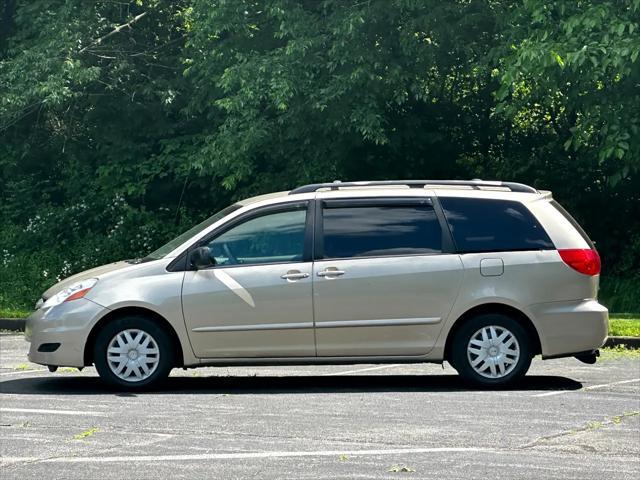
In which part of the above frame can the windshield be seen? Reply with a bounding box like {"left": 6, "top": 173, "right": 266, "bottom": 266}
{"left": 143, "top": 204, "right": 242, "bottom": 261}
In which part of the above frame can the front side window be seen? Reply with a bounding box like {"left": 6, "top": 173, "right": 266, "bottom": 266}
{"left": 321, "top": 203, "right": 442, "bottom": 259}
{"left": 208, "top": 208, "right": 307, "bottom": 266}
{"left": 440, "top": 197, "right": 554, "bottom": 253}
{"left": 144, "top": 204, "right": 242, "bottom": 261}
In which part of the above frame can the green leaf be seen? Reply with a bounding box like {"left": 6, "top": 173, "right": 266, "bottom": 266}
{"left": 553, "top": 52, "right": 565, "bottom": 68}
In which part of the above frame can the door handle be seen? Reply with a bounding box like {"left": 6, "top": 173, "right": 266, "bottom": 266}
{"left": 280, "top": 272, "right": 310, "bottom": 280}
{"left": 317, "top": 269, "right": 346, "bottom": 277}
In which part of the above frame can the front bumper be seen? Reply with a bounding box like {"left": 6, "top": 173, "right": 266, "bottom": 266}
{"left": 26, "top": 298, "right": 106, "bottom": 368}
{"left": 529, "top": 299, "right": 608, "bottom": 359}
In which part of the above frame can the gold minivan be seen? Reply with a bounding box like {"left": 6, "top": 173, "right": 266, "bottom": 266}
{"left": 26, "top": 180, "right": 608, "bottom": 389}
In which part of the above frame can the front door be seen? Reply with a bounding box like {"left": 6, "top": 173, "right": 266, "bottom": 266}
{"left": 312, "top": 198, "right": 463, "bottom": 356}
{"left": 182, "top": 203, "right": 315, "bottom": 358}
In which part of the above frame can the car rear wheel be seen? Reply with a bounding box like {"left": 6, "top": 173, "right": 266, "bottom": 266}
{"left": 451, "top": 313, "right": 532, "bottom": 387}
{"left": 93, "top": 316, "right": 174, "bottom": 390}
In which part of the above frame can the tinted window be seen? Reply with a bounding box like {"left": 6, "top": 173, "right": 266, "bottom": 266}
{"left": 208, "top": 208, "right": 306, "bottom": 266}
{"left": 440, "top": 197, "right": 554, "bottom": 253}
{"left": 322, "top": 204, "right": 442, "bottom": 259}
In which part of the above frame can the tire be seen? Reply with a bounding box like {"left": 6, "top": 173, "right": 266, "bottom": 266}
{"left": 451, "top": 313, "right": 532, "bottom": 387}
{"left": 93, "top": 316, "right": 174, "bottom": 390}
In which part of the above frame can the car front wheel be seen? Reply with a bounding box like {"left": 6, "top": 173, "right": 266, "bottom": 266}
{"left": 93, "top": 316, "right": 174, "bottom": 390}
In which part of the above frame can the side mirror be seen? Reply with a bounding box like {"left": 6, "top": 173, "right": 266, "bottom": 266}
{"left": 189, "top": 246, "right": 214, "bottom": 269}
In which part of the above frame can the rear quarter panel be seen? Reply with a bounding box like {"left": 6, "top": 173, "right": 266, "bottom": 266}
{"left": 431, "top": 250, "right": 599, "bottom": 358}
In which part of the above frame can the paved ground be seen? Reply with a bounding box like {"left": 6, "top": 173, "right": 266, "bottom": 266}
{"left": 1, "top": 333, "right": 639, "bottom": 479}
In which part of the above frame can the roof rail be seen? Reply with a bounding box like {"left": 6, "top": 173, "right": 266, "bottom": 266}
{"left": 289, "top": 179, "right": 538, "bottom": 195}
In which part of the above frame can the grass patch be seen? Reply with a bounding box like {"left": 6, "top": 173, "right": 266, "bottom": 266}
{"left": 58, "top": 367, "right": 79, "bottom": 373}
{"left": 600, "top": 277, "right": 639, "bottom": 313}
{"left": 568, "top": 412, "right": 639, "bottom": 436}
{"left": 609, "top": 317, "right": 640, "bottom": 337}
{"left": 611, "top": 411, "right": 639, "bottom": 424}
{"left": 585, "top": 421, "right": 603, "bottom": 431}
{"left": 73, "top": 427, "right": 99, "bottom": 440}
{"left": 599, "top": 345, "right": 640, "bottom": 360}
{"left": 0, "top": 307, "right": 31, "bottom": 318}
{"left": 13, "top": 363, "right": 32, "bottom": 371}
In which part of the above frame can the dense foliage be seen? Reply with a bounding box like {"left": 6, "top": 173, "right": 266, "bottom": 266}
{"left": 1, "top": 0, "right": 639, "bottom": 311}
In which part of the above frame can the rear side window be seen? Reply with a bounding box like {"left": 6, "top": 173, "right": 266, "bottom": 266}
{"left": 550, "top": 200, "right": 595, "bottom": 249}
{"left": 440, "top": 197, "right": 554, "bottom": 253}
{"left": 321, "top": 203, "right": 442, "bottom": 259}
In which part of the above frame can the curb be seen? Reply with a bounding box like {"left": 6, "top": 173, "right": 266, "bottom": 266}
{"left": 1, "top": 317, "right": 638, "bottom": 349}
{"left": 604, "top": 336, "right": 640, "bottom": 349}
{"left": 0, "top": 318, "right": 26, "bottom": 332}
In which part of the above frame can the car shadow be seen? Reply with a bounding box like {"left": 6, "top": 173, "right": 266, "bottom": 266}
{"left": 0, "top": 374, "right": 583, "bottom": 396}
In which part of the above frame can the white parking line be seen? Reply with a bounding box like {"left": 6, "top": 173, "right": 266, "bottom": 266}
{"left": 532, "top": 378, "right": 640, "bottom": 397}
{"left": 0, "top": 407, "right": 107, "bottom": 417}
{"left": 321, "top": 364, "right": 401, "bottom": 376}
{"left": 1, "top": 447, "right": 496, "bottom": 464}
{"left": 0, "top": 369, "right": 47, "bottom": 376}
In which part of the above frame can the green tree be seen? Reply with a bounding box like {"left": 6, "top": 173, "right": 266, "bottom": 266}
{"left": 495, "top": 0, "right": 640, "bottom": 184}
{"left": 490, "top": 0, "right": 640, "bottom": 275}
{"left": 0, "top": 0, "right": 638, "bottom": 310}
{"left": 183, "top": 0, "right": 505, "bottom": 193}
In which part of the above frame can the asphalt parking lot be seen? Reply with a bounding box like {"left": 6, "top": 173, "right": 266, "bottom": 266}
{"left": 1, "top": 332, "right": 639, "bottom": 479}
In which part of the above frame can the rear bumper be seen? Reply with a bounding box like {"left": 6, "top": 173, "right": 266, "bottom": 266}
{"left": 25, "top": 298, "right": 106, "bottom": 368}
{"left": 529, "top": 299, "right": 608, "bottom": 359}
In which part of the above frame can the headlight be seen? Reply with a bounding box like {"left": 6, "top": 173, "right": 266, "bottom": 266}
{"left": 42, "top": 279, "right": 98, "bottom": 308}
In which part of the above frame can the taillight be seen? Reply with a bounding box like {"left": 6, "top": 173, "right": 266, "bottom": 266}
{"left": 558, "top": 249, "right": 601, "bottom": 276}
